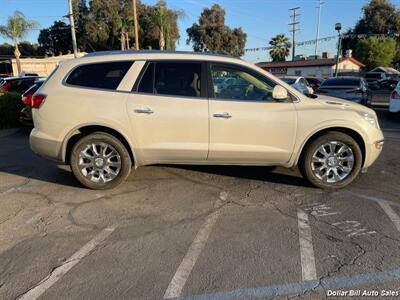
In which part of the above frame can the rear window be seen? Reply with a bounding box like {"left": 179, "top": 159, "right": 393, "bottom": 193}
{"left": 321, "top": 78, "right": 360, "bottom": 86}
{"left": 281, "top": 78, "right": 296, "bottom": 85}
{"left": 66, "top": 61, "right": 133, "bottom": 90}
{"left": 365, "top": 73, "right": 381, "bottom": 79}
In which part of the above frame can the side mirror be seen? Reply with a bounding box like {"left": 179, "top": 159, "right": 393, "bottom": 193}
{"left": 272, "top": 85, "right": 288, "bottom": 101}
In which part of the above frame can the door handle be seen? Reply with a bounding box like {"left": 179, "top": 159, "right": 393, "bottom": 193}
{"left": 213, "top": 112, "right": 232, "bottom": 119}
{"left": 134, "top": 108, "right": 154, "bottom": 114}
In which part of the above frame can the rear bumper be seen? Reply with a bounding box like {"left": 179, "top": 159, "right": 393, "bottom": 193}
{"left": 389, "top": 98, "right": 400, "bottom": 113}
{"left": 30, "top": 128, "right": 63, "bottom": 162}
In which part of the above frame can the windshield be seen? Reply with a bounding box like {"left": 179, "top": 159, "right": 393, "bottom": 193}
{"left": 281, "top": 78, "right": 296, "bottom": 85}
{"left": 321, "top": 78, "right": 360, "bottom": 86}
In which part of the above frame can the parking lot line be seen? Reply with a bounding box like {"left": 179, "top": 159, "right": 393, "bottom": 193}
{"left": 297, "top": 209, "right": 317, "bottom": 281}
{"left": 378, "top": 202, "right": 400, "bottom": 232}
{"left": 164, "top": 210, "right": 222, "bottom": 299}
{"left": 164, "top": 194, "right": 226, "bottom": 299}
{"left": 17, "top": 226, "right": 116, "bottom": 300}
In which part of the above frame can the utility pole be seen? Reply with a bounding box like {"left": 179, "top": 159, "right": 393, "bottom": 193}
{"left": 132, "top": 0, "right": 139, "bottom": 50}
{"left": 68, "top": 0, "right": 78, "bottom": 58}
{"left": 334, "top": 23, "right": 342, "bottom": 77}
{"left": 314, "top": 0, "right": 323, "bottom": 56}
{"left": 289, "top": 7, "right": 300, "bottom": 61}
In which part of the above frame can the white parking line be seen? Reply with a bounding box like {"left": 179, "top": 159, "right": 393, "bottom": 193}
{"left": 297, "top": 209, "right": 317, "bottom": 281}
{"left": 17, "top": 226, "right": 116, "bottom": 300}
{"left": 163, "top": 193, "right": 226, "bottom": 299}
{"left": 378, "top": 202, "right": 400, "bottom": 233}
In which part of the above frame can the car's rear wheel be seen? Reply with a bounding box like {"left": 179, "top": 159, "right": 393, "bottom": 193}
{"left": 299, "top": 132, "right": 362, "bottom": 189}
{"left": 70, "top": 132, "right": 132, "bottom": 189}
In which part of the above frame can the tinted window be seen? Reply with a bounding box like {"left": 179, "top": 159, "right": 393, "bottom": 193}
{"left": 137, "top": 62, "right": 202, "bottom": 97}
{"left": 155, "top": 62, "right": 202, "bottom": 97}
{"left": 211, "top": 64, "right": 276, "bottom": 101}
{"left": 281, "top": 78, "right": 296, "bottom": 85}
{"left": 9, "top": 78, "right": 36, "bottom": 93}
{"left": 365, "top": 73, "right": 381, "bottom": 79}
{"left": 137, "top": 63, "right": 154, "bottom": 93}
{"left": 66, "top": 61, "right": 133, "bottom": 90}
{"left": 321, "top": 78, "right": 360, "bottom": 86}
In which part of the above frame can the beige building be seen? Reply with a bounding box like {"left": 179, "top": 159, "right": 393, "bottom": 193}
{"left": 256, "top": 57, "right": 365, "bottom": 78}
{"left": 11, "top": 53, "right": 85, "bottom": 77}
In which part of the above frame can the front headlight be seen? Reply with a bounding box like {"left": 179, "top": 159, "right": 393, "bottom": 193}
{"left": 357, "top": 112, "right": 379, "bottom": 128}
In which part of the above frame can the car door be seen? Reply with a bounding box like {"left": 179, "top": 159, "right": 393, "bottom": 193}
{"left": 208, "top": 62, "right": 297, "bottom": 164}
{"left": 126, "top": 61, "right": 209, "bottom": 164}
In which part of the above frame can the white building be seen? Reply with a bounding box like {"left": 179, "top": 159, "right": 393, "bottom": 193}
{"left": 256, "top": 57, "right": 365, "bottom": 78}
{"left": 10, "top": 53, "right": 85, "bottom": 77}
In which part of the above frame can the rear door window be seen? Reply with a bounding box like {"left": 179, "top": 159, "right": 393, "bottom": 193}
{"left": 66, "top": 61, "right": 133, "bottom": 90}
{"left": 136, "top": 62, "right": 203, "bottom": 97}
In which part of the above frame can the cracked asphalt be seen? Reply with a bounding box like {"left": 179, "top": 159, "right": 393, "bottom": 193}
{"left": 1, "top": 108, "right": 400, "bottom": 300}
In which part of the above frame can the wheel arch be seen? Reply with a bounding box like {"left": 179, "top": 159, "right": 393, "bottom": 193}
{"left": 295, "top": 126, "right": 366, "bottom": 167}
{"left": 63, "top": 124, "right": 137, "bottom": 167}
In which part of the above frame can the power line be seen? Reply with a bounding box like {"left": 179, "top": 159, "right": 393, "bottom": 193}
{"left": 289, "top": 7, "right": 300, "bottom": 61}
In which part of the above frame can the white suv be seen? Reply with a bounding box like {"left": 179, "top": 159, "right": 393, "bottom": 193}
{"left": 30, "top": 51, "right": 384, "bottom": 189}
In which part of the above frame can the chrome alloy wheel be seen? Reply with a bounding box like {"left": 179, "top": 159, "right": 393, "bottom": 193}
{"left": 311, "top": 141, "right": 354, "bottom": 183}
{"left": 78, "top": 142, "right": 121, "bottom": 183}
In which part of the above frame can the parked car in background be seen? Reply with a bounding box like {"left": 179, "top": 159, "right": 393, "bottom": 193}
{"left": 317, "top": 77, "right": 369, "bottom": 105}
{"left": 305, "top": 77, "right": 323, "bottom": 92}
{"left": 364, "top": 72, "right": 388, "bottom": 89}
{"left": 389, "top": 81, "right": 400, "bottom": 114}
{"left": 30, "top": 51, "right": 383, "bottom": 190}
{"left": 19, "top": 79, "right": 46, "bottom": 126}
{"left": 280, "top": 76, "right": 313, "bottom": 94}
{"left": 0, "top": 76, "right": 41, "bottom": 94}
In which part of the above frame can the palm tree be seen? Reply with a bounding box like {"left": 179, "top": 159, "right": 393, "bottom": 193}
{"left": 0, "top": 11, "right": 38, "bottom": 74}
{"left": 151, "top": 0, "right": 184, "bottom": 50}
{"left": 269, "top": 34, "right": 291, "bottom": 62}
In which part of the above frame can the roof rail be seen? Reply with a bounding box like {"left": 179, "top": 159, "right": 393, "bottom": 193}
{"left": 84, "top": 50, "right": 236, "bottom": 59}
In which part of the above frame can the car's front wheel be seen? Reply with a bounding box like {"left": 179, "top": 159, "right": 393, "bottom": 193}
{"left": 70, "top": 132, "right": 132, "bottom": 189}
{"left": 300, "top": 132, "right": 363, "bottom": 189}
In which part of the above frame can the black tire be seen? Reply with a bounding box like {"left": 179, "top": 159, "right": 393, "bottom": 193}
{"left": 299, "top": 132, "right": 363, "bottom": 189}
{"left": 70, "top": 132, "right": 132, "bottom": 190}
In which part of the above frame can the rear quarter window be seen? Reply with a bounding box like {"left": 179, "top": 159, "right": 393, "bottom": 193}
{"left": 66, "top": 61, "right": 133, "bottom": 90}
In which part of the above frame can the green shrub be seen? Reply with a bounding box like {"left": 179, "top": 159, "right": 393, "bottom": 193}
{"left": 0, "top": 92, "right": 23, "bottom": 129}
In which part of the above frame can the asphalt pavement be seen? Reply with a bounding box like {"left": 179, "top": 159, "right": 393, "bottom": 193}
{"left": 0, "top": 108, "right": 400, "bottom": 300}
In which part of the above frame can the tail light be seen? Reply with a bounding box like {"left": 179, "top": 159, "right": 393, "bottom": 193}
{"left": 0, "top": 82, "right": 11, "bottom": 92}
{"left": 391, "top": 90, "right": 400, "bottom": 99}
{"left": 22, "top": 92, "right": 33, "bottom": 106}
{"left": 32, "top": 93, "right": 47, "bottom": 109}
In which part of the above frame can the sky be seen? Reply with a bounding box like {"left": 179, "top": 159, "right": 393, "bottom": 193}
{"left": 0, "top": 0, "right": 399, "bottom": 63}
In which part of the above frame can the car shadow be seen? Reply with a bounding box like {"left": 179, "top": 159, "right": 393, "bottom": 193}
{"left": 161, "top": 164, "right": 312, "bottom": 188}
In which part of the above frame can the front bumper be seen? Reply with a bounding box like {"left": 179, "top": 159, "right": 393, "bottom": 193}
{"left": 389, "top": 98, "right": 400, "bottom": 113}
{"left": 30, "top": 128, "right": 63, "bottom": 162}
{"left": 363, "top": 138, "right": 384, "bottom": 169}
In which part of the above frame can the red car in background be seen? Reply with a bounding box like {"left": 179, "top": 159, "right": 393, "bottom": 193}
{"left": 19, "top": 79, "right": 45, "bottom": 126}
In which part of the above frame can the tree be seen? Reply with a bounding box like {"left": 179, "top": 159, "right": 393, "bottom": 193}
{"left": 186, "top": 4, "right": 247, "bottom": 57}
{"left": 342, "top": 0, "right": 400, "bottom": 67}
{"left": 354, "top": 37, "right": 396, "bottom": 70}
{"left": 38, "top": 21, "right": 72, "bottom": 55}
{"left": 151, "top": 0, "right": 183, "bottom": 50}
{"left": 84, "top": 0, "right": 121, "bottom": 50}
{"left": 269, "top": 34, "right": 291, "bottom": 62}
{"left": 0, "top": 11, "right": 38, "bottom": 74}
{"left": 72, "top": 0, "right": 89, "bottom": 51}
